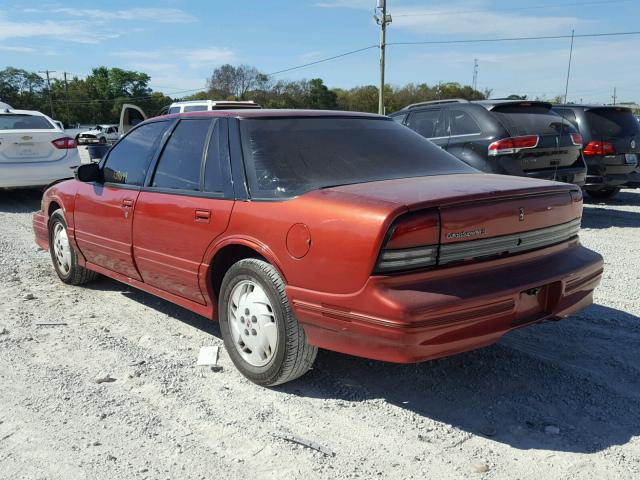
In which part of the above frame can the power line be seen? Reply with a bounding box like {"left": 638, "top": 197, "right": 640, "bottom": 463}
{"left": 387, "top": 30, "right": 640, "bottom": 46}
{"left": 265, "top": 45, "right": 378, "bottom": 76}
{"left": 393, "top": 0, "right": 634, "bottom": 17}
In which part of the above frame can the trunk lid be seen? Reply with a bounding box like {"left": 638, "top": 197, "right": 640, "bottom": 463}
{"left": 585, "top": 107, "right": 640, "bottom": 164}
{"left": 327, "top": 173, "right": 581, "bottom": 262}
{"left": 0, "top": 130, "right": 68, "bottom": 163}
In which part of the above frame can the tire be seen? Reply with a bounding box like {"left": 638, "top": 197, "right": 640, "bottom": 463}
{"left": 218, "top": 258, "right": 317, "bottom": 386}
{"left": 48, "top": 209, "right": 98, "bottom": 285}
{"left": 586, "top": 187, "right": 620, "bottom": 200}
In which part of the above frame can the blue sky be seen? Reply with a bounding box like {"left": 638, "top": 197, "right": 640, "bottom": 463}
{"left": 1, "top": 0, "right": 639, "bottom": 103}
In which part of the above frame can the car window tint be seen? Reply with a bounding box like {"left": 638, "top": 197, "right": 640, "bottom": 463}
{"left": 103, "top": 121, "right": 169, "bottom": 186}
{"left": 554, "top": 108, "right": 578, "bottom": 127}
{"left": 490, "top": 104, "right": 577, "bottom": 136}
{"left": 586, "top": 108, "right": 639, "bottom": 138}
{"left": 0, "top": 114, "right": 54, "bottom": 130}
{"left": 239, "top": 117, "right": 475, "bottom": 199}
{"left": 406, "top": 110, "right": 445, "bottom": 138}
{"left": 152, "top": 119, "right": 211, "bottom": 191}
{"left": 204, "top": 120, "right": 225, "bottom": 193}
{"left": 183, "top": 105, "right": 208, "bottom": 112}
{"left": 450, "top": 110, "right": 481, "bottom": 135}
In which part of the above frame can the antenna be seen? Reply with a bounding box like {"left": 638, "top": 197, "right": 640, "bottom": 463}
{"left": 562, "top": 29, "right": 575, "bottom": 105}
{"left": 472, "top": 59, "right": 478, "bottom": 91}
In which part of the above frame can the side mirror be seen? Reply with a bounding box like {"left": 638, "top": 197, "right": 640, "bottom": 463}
{"left": 75, "top": 163, "right": 103, "bottom": 183}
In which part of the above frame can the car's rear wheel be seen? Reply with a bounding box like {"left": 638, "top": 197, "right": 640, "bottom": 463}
{"left": 218, "top": 258, "right": 317, "bottom": 386}
{"left": 49, "top": 209, "right": 97, "bottom": 285}
{"left": 586, "top": 187, "right": 620, "bottom": 200}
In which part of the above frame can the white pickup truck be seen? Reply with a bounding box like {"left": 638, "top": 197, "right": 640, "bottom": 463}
{"left": 75, "top": 124, "right": 119, "bottom": 145}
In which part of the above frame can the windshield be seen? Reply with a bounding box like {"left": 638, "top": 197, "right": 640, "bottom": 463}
{"left": 586, "top": 108, "right": 639, "bottom": 138}
{"left": 490, "top": 104, "right": 578, "bottom": 136}
{"left": 0, "top": 114, "right": 55, "bottom": 130}
{"left": 239, "top": 116, "right": 475, "bottom": 199}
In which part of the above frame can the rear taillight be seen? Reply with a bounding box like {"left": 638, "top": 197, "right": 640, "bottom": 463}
{"left": 52, "top": 137, "right": 77, "bottom": 149}
{"left": 375, "top": 211, "right": 439, "bottom": 273}
{"left": 570, "top": 133, "right": 583, "bottom": 146}
{"left": 488, "top": 135, "right": 539, "bottom": 156}
{"left": 583, "top": 140, "right": 615, "bottom": 156}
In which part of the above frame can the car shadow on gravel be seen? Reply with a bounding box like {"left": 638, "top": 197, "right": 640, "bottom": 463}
{"left": 0, "top": 188, "right": 42, "bottom": 213}
{"left": 280, "top": 303, "right": 640, "bottom": 454}
{"left": 85, "top": 276, "right": 221, "bottom": 337}
{"left": 583, "top": 189, "right": 639, "bottom": 208}
{"left": 581, "top": 205, "right": 640, "bottom": 229}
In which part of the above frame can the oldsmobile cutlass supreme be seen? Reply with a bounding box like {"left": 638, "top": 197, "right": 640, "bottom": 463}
{"left": 33, "top": 109, "right": 603, "bottom": 386}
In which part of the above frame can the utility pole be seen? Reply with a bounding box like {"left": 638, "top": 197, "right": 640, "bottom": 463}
{"left": 472, "top": 59, "right": 479, "bottom": 91}
{"left": 63, "top": 72, "right": 71, "bottom": 127}
{"left": 39, "top": 70, "right": 56, "bottom": 118}
{"left": 612, "top": 87, "right": 617, "bottom": 105}
{"left": 375, "top": 0, "right": 392, "bottom": 115}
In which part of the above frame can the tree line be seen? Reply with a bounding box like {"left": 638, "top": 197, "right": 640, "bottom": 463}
{"left": 1, "top": 64, "right": 493, "bottom": 126}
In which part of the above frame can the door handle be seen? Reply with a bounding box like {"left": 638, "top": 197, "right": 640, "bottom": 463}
{"left": 122, "top": 199, "right": 134, "bottom": 208}
{"left": 195, "top": 209, "right": 211, "bottom": 223}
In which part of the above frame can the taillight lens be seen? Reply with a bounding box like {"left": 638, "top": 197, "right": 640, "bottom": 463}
{"left": 570, "top": 133, "right": 583, "bottom": 146}
{"left": 488, "top": 135, "right": 539, "bottom": 156}
{"left": 52, "top": 137, "right": 78, "bottom": 149}
{"left": 583, "top": 140, "right": 615, "bottom": 156}
{"left": 375, "top": 210, "right": 439, "bottom": 273}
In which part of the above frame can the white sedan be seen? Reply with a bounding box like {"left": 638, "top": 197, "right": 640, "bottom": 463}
{"left": 0, "top": 109, "right": 81, "bottom": 188}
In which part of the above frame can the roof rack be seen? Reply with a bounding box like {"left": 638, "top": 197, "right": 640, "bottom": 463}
{"left": 402, "top": 99, "right": 469, "bottom": 110}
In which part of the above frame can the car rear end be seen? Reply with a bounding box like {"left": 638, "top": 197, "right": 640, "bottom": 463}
{"left": 0, "top": 111, "right": 80, "bottom": 188}
{"left": 483, "top": 101, "right": 587, "bottom": 186}
{"left": 579, "top": 106, "right": 640, "bottom": 189}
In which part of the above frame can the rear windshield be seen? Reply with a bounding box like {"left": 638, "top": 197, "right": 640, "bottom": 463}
{"left": 490, "top": 104, "right": 577, "bottom": 136}
{"left": 183, "top": 105, "right": 208, "bottom": 112}
{"left": 586, "top": 108, "right": 639, "bottom": 138}
{"left": 239, "top": 116, "right": 475, "bottom": 199}
{"left": 0, "top": 114, "right": 54, "bottom": 130}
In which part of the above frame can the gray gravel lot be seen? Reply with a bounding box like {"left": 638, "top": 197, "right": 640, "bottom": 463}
{"left": 0, "top": 188, "right": 638, "bottom": 480}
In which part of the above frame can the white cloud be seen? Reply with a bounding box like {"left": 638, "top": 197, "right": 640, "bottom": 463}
{"left": 315, "top": 0, "right": 372, "bottom": 8}
{"left": 0, "top": 13, "right": 117, "bottom": 43}
{"left": 0, "top": 45, "right": 36, "bottom": 52}
{"left": 47, "top": 7, "right": 196, "bottom": 23}
{"left": 112, "top": 47, "right": 235, "bottom": 69}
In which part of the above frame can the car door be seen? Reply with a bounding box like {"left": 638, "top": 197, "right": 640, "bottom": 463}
{"left": 405, "top": 108, "right": 449, "bottom": 149}
{"left": 73, "top": 120, "right": 172, "bottom": 280}
{"left": 446, "top": 108, "right": 484, "bottom": 162}
{"left": 132, "top": 117, "right": 234, "bottom": 305}
{"left": 119, "top": 104, "right": 147, "bottom": 136}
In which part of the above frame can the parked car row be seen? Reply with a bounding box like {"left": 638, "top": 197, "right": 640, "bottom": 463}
{"left": 389, "top": 99, "right": 640, "bottom": 200}
{"left": 32, "top": 108, "right": 604, "bottom": 386}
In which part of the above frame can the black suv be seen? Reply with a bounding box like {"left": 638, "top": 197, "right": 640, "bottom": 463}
{"left": 552, "top": 105, "right": 640, "bottom": 199}
{"left": 389, "top": 99, "right": 587, "bottom": 186}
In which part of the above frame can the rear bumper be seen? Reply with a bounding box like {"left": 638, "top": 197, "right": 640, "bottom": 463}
{"left": 584, "top": 155, "right": 638, "bottom": 188}
{"left": 521, "top": 167, "right": 587, "bottom": 187}
{"left": 0, "top": 153, "right": 80, "bottom": 188}
{"left": 288, "top": 239, "right": 603, "bottom": 363}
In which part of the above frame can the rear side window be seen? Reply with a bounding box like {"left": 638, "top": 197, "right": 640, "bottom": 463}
{"left": 168, "top": 107, "right": 181, "bottom": 114}
{"left": 0, "top": 114, "right": 54, "bottom": 130}
{"left": 103, "top": 121, "right": 169, "bottom": 186}
{"left": 183, "top": 105, "right": 208, "bottom": 112}
{"left": 204, "top": 120, "right": 225, "bottom": 193}
{"left": 406, "top": 109, "right": 446, "bottom": 138}
{"left": 152, "top": 119, "right": 211, "bottom": 191}
{"left": 450, "top": 109, "right": 481, "bottom": 135}
{"left": 554, "top": 108, "right": 578, "bottom": 127}
{"left": 490, "top": 104, "right": 577, "bottom": 136}
{"left": 586, "top": 109, "right": 639, "bottom": 137}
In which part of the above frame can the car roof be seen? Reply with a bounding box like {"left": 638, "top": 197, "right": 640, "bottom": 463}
{"left": 473, "top": 99, "right": 553, "bottom": 110}
{"left": 0, "top": 108, "right": 50, "bottom": 116}
{"left": 155, "top": 109, "right": 387, "bottom": 120}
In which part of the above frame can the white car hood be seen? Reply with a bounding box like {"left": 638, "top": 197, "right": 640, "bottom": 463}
{"left": 79, "top": 129, "right": 103, "bottom": 135}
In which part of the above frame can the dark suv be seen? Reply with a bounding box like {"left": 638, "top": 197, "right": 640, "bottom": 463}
{"left": 552, "top": 105, "right": 640, "bottom": 199}
{"left": 389, "top": 99, "right": 587, "bottom": 186}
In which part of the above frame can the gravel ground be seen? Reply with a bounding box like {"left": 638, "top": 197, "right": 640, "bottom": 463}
{"left": 0, "top": 188, "right": 639, "bottom": 480}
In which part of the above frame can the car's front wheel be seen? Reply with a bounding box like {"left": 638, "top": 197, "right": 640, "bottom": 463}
{"left": 218, "top": 258, "right": 317, "bottom": 386}
{"left": 49, "top": 209, "right": 97, "bottom": 285}
{"left": 587, "top": 187, "right": 620, "bottom": 201}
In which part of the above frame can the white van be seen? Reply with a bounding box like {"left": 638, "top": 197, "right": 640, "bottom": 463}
{"left": 167, "top": 100, "right": 261, "bottom": 114}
